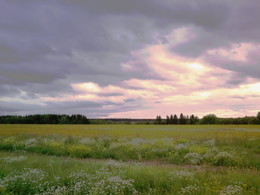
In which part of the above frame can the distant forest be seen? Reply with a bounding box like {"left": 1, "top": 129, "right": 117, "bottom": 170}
{"left": 0, "top": 112, "right": 260, "bottom": 125}
{"left": 155, "top": 113, "right": 260, "bottom": 125}
{"left": 0, "top": 114, "right": 90, "bottom": 124}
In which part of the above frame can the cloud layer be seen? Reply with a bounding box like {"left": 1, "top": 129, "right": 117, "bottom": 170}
{"left": 0, "top": 0, "right": 259, "bottom": 118}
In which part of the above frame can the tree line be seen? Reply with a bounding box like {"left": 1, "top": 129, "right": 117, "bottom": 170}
{"left": 0, "top": 114, "right": 90, "bottom": 124}
{"left": 155, "top": 113, "right": 199, "bottom": 124}
{"left": 155, "top": 112, "right": 260, "bottom": 125}
{"left": 0, "top": 112, "right": 259, "bottom": 125}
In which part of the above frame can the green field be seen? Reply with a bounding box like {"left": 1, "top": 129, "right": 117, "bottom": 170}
{"left": 0, "top": 124, "right": 259, "bottom": 194}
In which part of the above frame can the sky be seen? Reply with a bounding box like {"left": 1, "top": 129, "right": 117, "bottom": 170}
{"left": 0, "top": 0, "right": 260, "bottom": 118}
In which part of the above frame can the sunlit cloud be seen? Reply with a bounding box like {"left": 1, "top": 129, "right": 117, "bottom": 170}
{"left": 72, "top": 82, "right": 102, "bottom": 93}
{"left": 39, "top": 29, "right": 260, "bottom": 118}
{"left": 1, "top": 0, "right": 260, "bottom": 118}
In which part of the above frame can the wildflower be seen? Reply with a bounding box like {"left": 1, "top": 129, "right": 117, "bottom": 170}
{"left": 169, "top": 170, "right": 195, "bottom": 181}
{"left": 219, "top": 184, "right": 243, "bottom": 195}
{"left": 79, "top": 137, "right": 92, "bottom": 144}
{"left": 203, "top": 139, "right": 215, "bottom": 146}
{"left": 179, "top": 184, "right": 201, "bottom": 194}
{"left": 184, "top": 152, "right": 202, "bottom": 165}
{"left": 1, "top": 155, "right": 27, "bottom": 163}
{"left": 176, "top": 144, "right": 188, "bottom": 151}
{"left": 214, "top": 151, "right": 234, "bottom": 166}
{"left": 0, "top": 168, "right": 46, "bottom": 193}
{"left": 23, "top": 138, "right": 38, "bottom": 147}
{"left": 89, "top": 176, "right": 137, "bottom": 195}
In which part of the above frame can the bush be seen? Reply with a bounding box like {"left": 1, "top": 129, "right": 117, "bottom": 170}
{"left": 200, "top": 114, "right": 218, "bottom": 124}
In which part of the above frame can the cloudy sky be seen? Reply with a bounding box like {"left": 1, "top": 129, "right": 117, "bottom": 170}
{"left": 1, "top": 0, "right": 260, "bottom": 118}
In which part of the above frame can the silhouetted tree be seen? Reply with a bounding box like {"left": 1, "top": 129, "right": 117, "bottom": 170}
{"left": 0, "top": 114, "right": 90, "bottom": 124}
{"left": 59, "top": 115, "right": 69, "bottom": 124}
{"left": 173, "top": 114, "right": 178, "bottom": 124}
{"left": 169, "top": 114, "right": 174, "bottom": 124}
{"left": 155, "top": 115, "right": 162, "bottom": 124}
{"left": 179, "top": 113, "right": 186, "bottom": 124}
{"left": 190, "top": 114, "right": 199, "bottom": 124}
{"left": 186, "top": 115, "right": 190, "bottom": 124}
{"left": 166, "top": 115, "right": 170, "bottom": 124}
{"left": 200, "top": 114, "right": 217, "bottom": 124}
{"left": 257, "top": 112, "right": 260, "bottom": 121}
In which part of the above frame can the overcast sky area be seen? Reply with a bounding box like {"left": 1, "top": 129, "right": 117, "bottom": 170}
{"left": 0, "top": 0, "right": 260, "bottom": 118}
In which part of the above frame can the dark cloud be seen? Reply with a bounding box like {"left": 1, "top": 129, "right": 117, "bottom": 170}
{"left": 0, "top": 100, "right": 44, "bottom": 114}
{"left": 0, "top": 98, "right": 144, "bottom": 118}
{"left": 0, "top": 85, "right": 20, "bottom": 98}
{"left": 169, "top": 27, "right": 228, "bottom": 57}
{"left": 203, "top": 48, "right": 260, "bottom": 81}
{"left": 62, "top": 0, "right": 230, "bottom": 30}
{"left": 169, "top": 1, "right": 260, "bottom": 58}
{"left": 0, "top": 0, "right": 259, "bottom": 116}
{"left": 226, "top": 1, "right": 260, "bottom": 42}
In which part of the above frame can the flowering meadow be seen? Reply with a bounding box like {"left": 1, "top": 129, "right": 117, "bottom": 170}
{"left": 0, "top": 124, "right": 259, "bottom": 194}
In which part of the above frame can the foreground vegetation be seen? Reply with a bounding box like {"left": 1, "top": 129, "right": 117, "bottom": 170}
{"left": 0, "top": 151, "right": 259, "bottom": 195}
{"left": 0, "top": 151, "right": 136, "bottom": 195}
{"left": 0, "top": 124, "right": 259, "bottom": 194}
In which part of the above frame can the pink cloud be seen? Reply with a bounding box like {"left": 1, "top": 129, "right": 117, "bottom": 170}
{"left": 42, "top": 29, "right": 260, "bottom": 118}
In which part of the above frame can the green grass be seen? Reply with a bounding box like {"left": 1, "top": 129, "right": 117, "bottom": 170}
{"left": 0, "top": 132, "right": 259, "bottom": 169}
{"left": 0, "top": 124, "right": 259, "bottom": 139}
{"left": 0, "top": 124, "right": 259, "bottom": 194}
{"left": 0, "top": 151, "right": 259, "bottom": 195}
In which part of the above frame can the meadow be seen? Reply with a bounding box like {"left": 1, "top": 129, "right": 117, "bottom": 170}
{"left": 0, "top": 124, "right": 259, "bottom": 194}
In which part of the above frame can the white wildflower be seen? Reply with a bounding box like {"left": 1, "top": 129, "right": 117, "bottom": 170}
{"left": 79, "top": 137, "right": 92, "bottom": 144}
{"left": 1, "top": 155, "right": 27, "bottom": 163}
{"left": 179, "top": 184, "right": 201, "bottom": 194}
{"left": 203, "top": 139, "right": 215, "bottom": 146}
{"left": 23, "top": 138, "right": 38, "bottom": 147}
{"left": 184, "top": 152, "right": 202, "bottom": 165}
{"left": 219, "top": 184, "right": 243, "bottom": 195}
{"left": 176, "top": 144, "right": 188, "bottom": 151}
{"left": 169, "top": 170, "right": 195, "bottom": 181}
{"left": 89, "top": 176, "right": 137, "bottom": 195}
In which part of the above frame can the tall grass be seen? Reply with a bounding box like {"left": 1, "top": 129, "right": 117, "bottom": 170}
{"left": 0, "top": 124, "right": 259, "bottom": 194}
{"left": 0, "top": 134, "right": 259, "bottom": 169}
{"left": 0, "top": 151, "right": 259, "bottom": 195}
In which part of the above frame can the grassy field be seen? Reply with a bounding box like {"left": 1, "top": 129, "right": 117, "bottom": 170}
{"left": 0, "top": 124, "right": 259, "bottom": 194}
